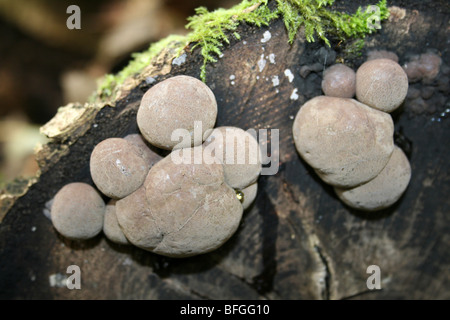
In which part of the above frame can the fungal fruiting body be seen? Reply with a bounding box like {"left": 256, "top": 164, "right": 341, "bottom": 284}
{"left": 321, "top": 64, "right": 356, "bottom": 98}
{"left": 51, "top": 183, "right": 105, "bottom": 240}
{"left": 293, "top": 53, "right": 411, "bottom": 211}
{"left": 50, "top": 75, "right": 260, "bottom": 257}
{"left": 116, "top": 147, "right": 243, "bottom": 258}
{"left": 356, "top": 58, "right": 409, "bottom": 113}
{"left": 293, "top": 96, "right": 394, "bottom": 188}
{"left": 137, "top": 75, "right": 217, "bottom": 150}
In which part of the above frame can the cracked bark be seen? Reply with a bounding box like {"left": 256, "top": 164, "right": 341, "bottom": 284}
{"left": 0, "top": 0, "right": 449, "bottom": 299}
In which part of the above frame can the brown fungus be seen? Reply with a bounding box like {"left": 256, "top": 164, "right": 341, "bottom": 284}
{"left": 240, "top": 182, "right": 258, "bottom": 210}
{"left": 123, "top": 133, "right": 164, "bottom": 168}
{"left": 292, "top": 96, "right": 394, "bottom": 188}
{"left": 356, "top": 58, "right": 408, "bottom": 113}
{"left": 137, "top": 75, "right": 217, "bottom": 150}
{"left": 321, "top": 64, "right": 356, "bottom": 98}
{"left": 103, "top": 199, "right": 130, "bottom": 245}
{"left": 203, "top": 126, "right": 262, "bottom": 189}
{"left": 334, "top": 146, "right": 411, "bottom": 211}
{"left": 90, "top": 137, "right": 150, "bottom": 199}
{"left": 116, "top": 147, "right": 243, "bottom": 258}
{"left": 51, "top": 182, "right": 105, "bottom": 240}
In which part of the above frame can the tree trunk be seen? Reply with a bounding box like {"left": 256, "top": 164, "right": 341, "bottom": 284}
{"left": 0, "top": 0, "right": 449, "bottom": 300}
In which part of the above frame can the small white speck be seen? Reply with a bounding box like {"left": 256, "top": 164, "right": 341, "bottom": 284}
{"left": 219, "top": 53, "right": 224, "bottom": 58}
{"left": 31, "top": 226, "right": 36, "bottom": 232}
{"left": 49, "top": 274, "right": 67, "bottom": 288}
{"left": 261, "top": 30, "right": 272, "bottom": 43}
{"left": 243, "top": 41, "right": 247, "bottom": 45}
{"left": 229, "top": 75, "right": 235, "bottom": 80}
{"left": 257, "top": 54, "right": 266, "bottom": 72}
{"left": 145, "top": 76, "right": 157, "bottom": 84}
{"left": 122, "top": 257, "right": 133, "bottom": 266}
{"left": 272, "top": 75, "right": 280, "bottom": 87}
{"left": 93, "top": 123, "right": 98, "bottom": 128}
{"left": 275, "top": 89, "right": 279, "bottom": 93}
{"left": 172, "top": 53, "right": 187, "bottom": 66}
{"left": 256, "top": 76, "right": 260, "bottom": 80}
{"left": 284, "top": 69, "right": 294, "bottom": 82}
{"left": 231, "top": 81, "right": 235, "bottom": 85}
{"left": 290, "top": 88, "right": 299, "bottom": 100}
{"left": 289, "top": 115, "right": 294, "bottom": 120}
{"left": 268, "top": 53, "right": 276, "bottom": 64}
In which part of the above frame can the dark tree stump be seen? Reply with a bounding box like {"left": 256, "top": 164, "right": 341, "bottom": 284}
{"left": 0, "top": 0, "right": 449, "bottom": 300}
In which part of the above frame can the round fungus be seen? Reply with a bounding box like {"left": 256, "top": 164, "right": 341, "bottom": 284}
{"left": 292, "top": 96, "right": 394, "bottom": 188}
{"left": 123, "top": 133, "right": 164, "bottom": 168}
{"left": 356, "top": 58, "right": 408, "bottom": 112}
{"left": 51, "top": 182, "right": 105, "bottom": 240}
{"left": 366, "top": 49, "right": 399, "bottom": 63}
{"left": 90, "top": 137, "right": 150, "bottom": 199}
{"left": 117, "top": 147, "right": 243, "bottom": 258}
{"left": 137, "top": 75, "right": 217, "bottom": 150}
{"left": 240, "top": 182, "right": 258, "bottom": 210}
{"left": 203, "top": 126, "right": 262, "bottom": 189}
{"left": 334, "top": 146, "right": 411, "bottom": 211}
{"left": 103, "top": 199, "right": 130, "bottom": 245}
{"left": 403, "top": 52, "right": 442, "bottom": 83}
{"left": 321, "top": 64, "right": 356, "bottom": 98}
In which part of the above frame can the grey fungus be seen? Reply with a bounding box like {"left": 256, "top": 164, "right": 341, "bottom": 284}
{"left": 51, "top": 182, "right": 105, "bottom": 240}
{"left": 293, "top": 96, "right": 394, "bottom": 188}
{"left": 366, "top": 49, "right": 399, "bottom": 63}
{"left": 356, "top": 58, "right": 408, "bottom": 113}
{"left": 203, "top": 126, "right": 262, "bottom": 189}
{"left": 123, "top": 133, "right": 164, "bottom": 168}
{"left": 90, "top": 137, "right": 150, "bottom": 199}
{"left": 137, "top": 75, "right": 217, "bottom": 150}
{"left": 103, "top": 199, "right": 130, "bottom": 245}
{"left": 240, "top": 182, "right": 258, "bottom": 210}
{"left": 321, "top": 64, "right": 356, "bottom": 98}
{"left": 49, "top": 75, "right": 258, "bottom": 256}
{"left": 116, "top": 148, "right": 244, "bottom": 258}
{"left": 403, "top": 52, "right": 442, "bottom": 83}
{"left": 335, "top": 146, "right": 411, "bottom": 211}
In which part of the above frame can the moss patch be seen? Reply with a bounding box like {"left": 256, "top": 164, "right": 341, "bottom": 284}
{"left": 96, "top": 0, "right": 389, "bottom": 96}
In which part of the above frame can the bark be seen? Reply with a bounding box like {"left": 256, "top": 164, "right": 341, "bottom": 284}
{"left": 0, "top": 0, "right": 449, "bottom": 299}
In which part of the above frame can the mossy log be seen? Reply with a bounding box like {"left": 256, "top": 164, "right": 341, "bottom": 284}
{"left": 0, "top": 0, "right": 449, "bottom": 299}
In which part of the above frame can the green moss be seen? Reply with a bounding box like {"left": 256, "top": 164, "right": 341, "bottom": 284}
{"left": 185, "top": 0, "right": 278, "bottom": 81}
{"left": 96, "top": 0, "right": 389, "bottom": 95}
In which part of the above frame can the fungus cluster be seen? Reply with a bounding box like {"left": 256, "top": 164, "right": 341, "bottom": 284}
{"left": 293, "top": 54, "right": 412, "bottom": 211}
{"left": 50, "top": 75, "right": 261, "bottom": 257}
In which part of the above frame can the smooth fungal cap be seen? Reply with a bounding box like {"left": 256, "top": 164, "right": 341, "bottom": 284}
{"left": 133, "top": 150, "right": 243, "bottom": 257}
{"left": 137, "top": 75, "right": 218, "bottom": 150}
{"left": 321, "top": 64, "right": 356, "bottom": 98}
{"left": 203, "top": 126, "right": 262, "bottom": 189}
{"left": 334, "top": 146, "right": 411, "bottom": 211}
{"left": 292, "top": 96, "right": 394, "bottom": 188}
{"left": 356, "top": 58, "right": 408, "bottom": 112}
{"left": 90, "top": 137, "right": 150, "bottom": 199}
{"left": 103, "top": 199, "right": 130, "bottom": 245}
{"left": 51, "top": 182, "right": 105, "bottom": 240}
{"left": 123, "top": 133, "right": 164, "bottom": 168}
{"left": 240, "top": 182, "right": 258, "bottom": 210}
